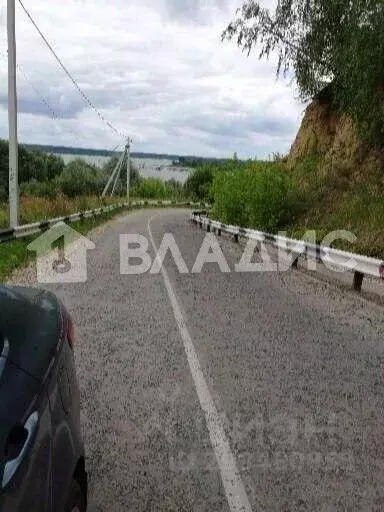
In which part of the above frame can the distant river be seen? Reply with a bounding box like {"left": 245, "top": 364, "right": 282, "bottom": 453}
{"left": 58, "top": 153, "right": 191, "bottom": 184}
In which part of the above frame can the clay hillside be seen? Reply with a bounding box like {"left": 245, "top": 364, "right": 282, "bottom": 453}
{"left": 283, "top": 89, "right": 384, "bottom": 258}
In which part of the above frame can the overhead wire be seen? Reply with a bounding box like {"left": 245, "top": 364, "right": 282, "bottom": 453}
{"left": 0, "top": 49, "right": 125, "bottom": 157}
{"left": 2, "top": 2, "right": 127, "bottom": 168}
{"left": 18, "top": 0, "right": 126, "bottom": 139}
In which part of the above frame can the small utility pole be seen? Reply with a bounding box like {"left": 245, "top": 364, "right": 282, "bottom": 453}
{"left": 126, "top": 138, "right": 131, "bottom": 203}
{"left": 7, "top": 0, "right": 19, "bottom": 227}
{"left": 102, "top": 150, "right": 124, "bottom": 198}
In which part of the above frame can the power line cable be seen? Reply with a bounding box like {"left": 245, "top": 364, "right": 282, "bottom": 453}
{"left": 0, "top": 51, "right": 124, "bottom": 163}
{"left": 0, "top": 49, "right": 60, "bottom": 120}
{"left": 1, "top": 49, "right": 125, "bottom": 154}
{"left": 18, "top": 0, "right": 125, "bottom": 139}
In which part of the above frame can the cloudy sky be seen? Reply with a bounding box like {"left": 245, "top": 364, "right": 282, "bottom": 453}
{"left": 0, "top": 0, "right": 305, "bottom": 158}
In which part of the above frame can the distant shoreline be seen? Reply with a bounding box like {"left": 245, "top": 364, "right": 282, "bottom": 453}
{"left": 24, "top": 143, "right": 181, "bottom": 161}
{"left": 23, "top": 143, "right": 226, "bottom": 165}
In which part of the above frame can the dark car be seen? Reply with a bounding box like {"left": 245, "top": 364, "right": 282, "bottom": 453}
{"left": 0, "top": 285, "right": 87, "bottom": 512}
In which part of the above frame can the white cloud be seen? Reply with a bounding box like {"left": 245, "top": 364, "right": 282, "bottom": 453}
{"left": 0, "top": 0, "right": 305, "bottom": 157}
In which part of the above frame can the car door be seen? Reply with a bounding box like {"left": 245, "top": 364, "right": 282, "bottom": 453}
{"left": 0, "top": 355, "right": 52, "bottom": 512}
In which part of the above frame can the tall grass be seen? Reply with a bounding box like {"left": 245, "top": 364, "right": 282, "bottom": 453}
{"left": 0, "top": 208, "right": 127, "bottom": 283}
{"left": 0, "top": 183, "right": 187, "bottom": 229}
{"left": 0, "top": 195, "right": 118, "bottom": 228}
{"left": 131, "top": 177, "right": 183, "bottom": 200}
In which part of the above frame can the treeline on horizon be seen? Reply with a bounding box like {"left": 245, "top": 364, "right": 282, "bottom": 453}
{"left": 23, "top": 143, "right": 232, "bottom": 165}
{"left": 25, "top": 143, "right": 180, "bottom": 161}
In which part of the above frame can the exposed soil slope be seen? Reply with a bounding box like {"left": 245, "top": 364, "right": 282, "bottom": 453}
{"left": 285, "top": 96, "right": 384, "bottom": 257}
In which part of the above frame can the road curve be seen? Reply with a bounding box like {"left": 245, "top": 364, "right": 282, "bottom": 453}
{"left": 23, "top": 209, "right": 384, "bottom": 511}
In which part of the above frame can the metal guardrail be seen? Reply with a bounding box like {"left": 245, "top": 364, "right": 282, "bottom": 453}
{"left": 190, "top": 212, "right": 384, "bottom": 292}
{"left": 0, "top": 200, "right": 206, "bottom": 244}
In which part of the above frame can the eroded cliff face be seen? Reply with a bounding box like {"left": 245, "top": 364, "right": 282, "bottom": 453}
{"left": 280, "top": 93, "right": 384, "bottom": 258}
{"left": 288, "top": 97, "right": 383, "bottom": 175}
{"left": 289, "top": 98, "right": 361, "bottom": 164}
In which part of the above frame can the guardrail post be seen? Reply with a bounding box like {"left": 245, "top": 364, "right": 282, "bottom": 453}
{"left": 353, "top": 271, "right": 364, "bottom": 292}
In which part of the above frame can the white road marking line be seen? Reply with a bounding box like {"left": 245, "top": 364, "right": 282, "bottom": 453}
{"left": 147, "top": 213, "right": 253, "bottom": 512}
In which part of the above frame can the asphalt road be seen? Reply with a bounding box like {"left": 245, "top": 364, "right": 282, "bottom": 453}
{"left": 17, "top": 208, "right": 384, "bottom": 511}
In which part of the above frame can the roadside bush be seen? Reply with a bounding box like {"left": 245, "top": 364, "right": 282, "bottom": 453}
{"left": 212, "top": 171, "right": 249, "bottom": 227}
{"left": 165, "top": 178, "right": 184, "bottom": 199}
{"left": 212, "top": 162, "right": 293, "bottom": 232}
{"left": 20, "top": 179, "right": 61, "bottom": 199}
{"left": 58, "top": 159, "right": 104, "bottom": 197}
{"left": 183, "top": 165, "right": 215, "bottom": 201}
{"left": 183, "top": 159, "right": 271, "bottom": 202}
{"left": 131, "top": 178, "right": 177, "bottom": 199}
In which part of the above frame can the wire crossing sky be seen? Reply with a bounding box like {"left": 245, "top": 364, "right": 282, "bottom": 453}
{"left": 0, "top": 0, "right": 305, "bottom": 157}
{"left": 18, "top": 0, "right": 126, "bottom": 140}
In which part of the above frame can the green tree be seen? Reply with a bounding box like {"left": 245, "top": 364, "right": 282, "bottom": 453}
{"left": 58, "top": 159, "right": 104, "bottom": 197}
{"left": 223, "top": 0, "right": 384, "bottom": 146}
{"left": 0, "top": 139, "right": 65, "bottom": 201}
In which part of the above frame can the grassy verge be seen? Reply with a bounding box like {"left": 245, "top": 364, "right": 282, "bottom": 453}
{"left": 0, "top": 195, "right": 120, "bottom": 228}
{"left": 0, "top": 194, "right": 190, "bottom": 229}
{"left": 0, "top": 207, "right": 125, "bottom": 283}
{"left": 0, "top": 198, "right": 197, "bottom": 283}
